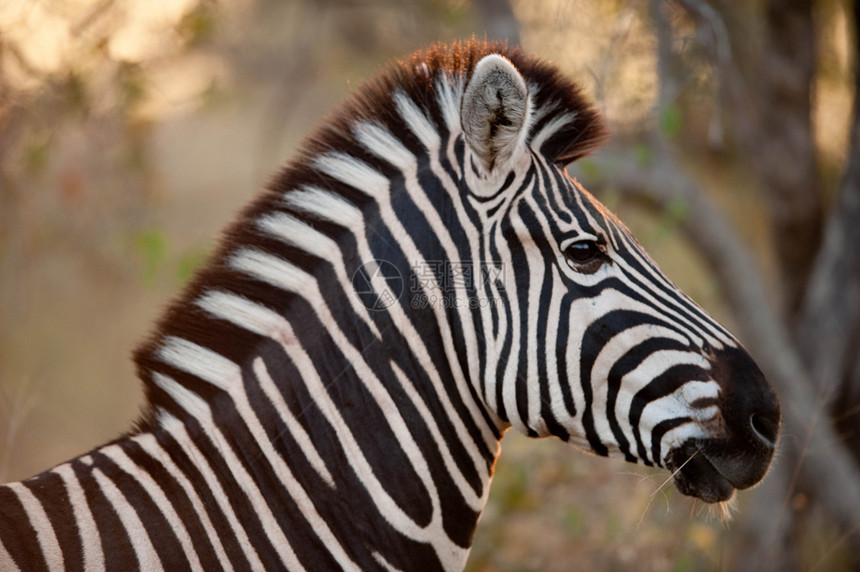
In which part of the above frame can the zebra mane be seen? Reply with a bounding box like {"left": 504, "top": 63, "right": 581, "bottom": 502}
{"left": 131, "top": 39, "right": 608, "bottom": 427}
{"left": 301, "top": 39, "right": 608, "bottom": 166}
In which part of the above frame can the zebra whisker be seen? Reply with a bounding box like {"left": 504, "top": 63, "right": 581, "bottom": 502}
{"left": 635, "top": 450, "right": 701, "bottom": 533}
{"left": 694, "top": 495, "right": 737, "bottom": 526}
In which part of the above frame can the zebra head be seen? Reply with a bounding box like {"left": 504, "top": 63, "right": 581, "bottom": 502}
{"left": 453, "top": 52, "right": 780, "bottom": 503}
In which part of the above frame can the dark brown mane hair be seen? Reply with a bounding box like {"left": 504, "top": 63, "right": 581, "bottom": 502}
{"left": 302, "top": 39, "right": 608, "bottom": 165}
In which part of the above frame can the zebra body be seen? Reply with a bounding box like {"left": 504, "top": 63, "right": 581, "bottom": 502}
{"left": 0, "top": 42, "right": 779, "bottom": 571}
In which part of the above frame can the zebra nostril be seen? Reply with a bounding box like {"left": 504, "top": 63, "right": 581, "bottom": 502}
{"left": 750, "top": 412, "right": 778, "bottom": 448}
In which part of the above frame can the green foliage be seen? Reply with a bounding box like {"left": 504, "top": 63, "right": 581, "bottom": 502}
{"left": 200, "top": 79, "right": 232, "bottom": 111}
{"left": 563, "top": 507, "right": 585, "bottom": 537}
{"left": 605, "top": 513, "right": 622, "bottom": 540}
{"left": 492, "top": 463, "right": 533, "bottom": 512}
{"left": 179, "top": 4, "right": 218, "bottom": 47}
{"left": 673, "top": 551, "right": 695, "bottom": 572}
{"left": 441, "top": 0, "right": 469, "bottom": 25}
{"left": 654, "top": 196, "right": 689, "bottom": 241}
{"left": 133, "top": 230, "right": 209, "bottom": 287}
{"left": 61, "top": 72, "right": 90, "bottom": 117}
{"left": 24, "top": 135, "right": 52, "bottom": 177}
{"left": 659, "top": 103, "right": 683, "bottom": 139}
{"left": 134, "top": 229, "right": 168, "bottom": 286}
{"left": 634, "top": 142, "right": 654, "bottom": 167}
{"left": 117, "top": 63, "right": 147, "bottom": 111}
{"left": 176, "top": 248, "right": 210, "bottom": 283}
{"left": 600, "top": 187, "right": 622, "bottom": 212}
{"left": 576, "top": 157, "right": 603, "bottom": 184}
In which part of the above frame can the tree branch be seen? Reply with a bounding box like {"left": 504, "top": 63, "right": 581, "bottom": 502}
{"left": 795, "top": 24, "right": 860, "bottom": 456}
{"left": 676, "top": 0, "right": 823, "bottom": 314}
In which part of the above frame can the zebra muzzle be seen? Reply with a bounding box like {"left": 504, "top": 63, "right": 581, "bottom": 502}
{"left": 668, "top": 346, "right": 781, "bottom": 502}
{"left": 668, "top": 442, "right": 737, "bottom": 503}
{"left": 668, "top": 434, "right": 776, "bottom": 503}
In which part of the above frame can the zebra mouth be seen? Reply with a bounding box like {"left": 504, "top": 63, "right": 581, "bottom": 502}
{"left": 667, "top": 442, "right": 736, "bottom": 503}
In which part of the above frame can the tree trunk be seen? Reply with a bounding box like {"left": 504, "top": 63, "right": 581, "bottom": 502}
{"left": 753, "top": 0, "right": 823, "bottom": 315}
{"left": 687, "top": 0, "right": 823, "bottom": 314}
{"left": 794, "top": 0, "right": 860, "bottom": 461}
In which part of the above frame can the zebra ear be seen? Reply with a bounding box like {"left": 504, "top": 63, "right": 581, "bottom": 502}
{"left": 461, "top": 54, "right": 529, "bottom": 174}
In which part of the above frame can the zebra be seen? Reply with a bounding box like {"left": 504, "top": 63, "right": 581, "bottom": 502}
{"left": 0, "top": 40, "right": 779, "bottom": 571}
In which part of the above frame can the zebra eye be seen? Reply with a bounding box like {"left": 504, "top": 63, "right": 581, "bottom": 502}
{"left": 565, "top": 241, "right": 599, "bottom": 262}
{"left": 562, "top": 239, "right": 605, "bottom": 273}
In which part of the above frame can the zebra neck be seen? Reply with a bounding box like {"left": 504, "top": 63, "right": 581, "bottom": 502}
{"left": 127, "top": 239, "right": 504, "bottom": 565}
{"left": 122, "top": 75, "right": 510, "bottom": 565}
{"left": 1, "top": 204, "right": 507, "bottom": 571}
{"left": 2, "top": 382, "right": 501, "bottom": 570}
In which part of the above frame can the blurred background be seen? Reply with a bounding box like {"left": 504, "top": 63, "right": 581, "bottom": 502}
{"left": 1, "top": 0, "right": 858, "bottom": 570}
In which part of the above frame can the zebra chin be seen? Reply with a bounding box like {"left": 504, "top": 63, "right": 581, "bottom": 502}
{"left": 666, "top": 440, "right": 768, "bottom": 503}
{"left": 667, "top": 346, "right": 781, "bottom": 503}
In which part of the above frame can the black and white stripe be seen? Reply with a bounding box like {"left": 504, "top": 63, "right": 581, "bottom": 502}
{"left": 0, "top": 41, "right": 779, "bottom": 571}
